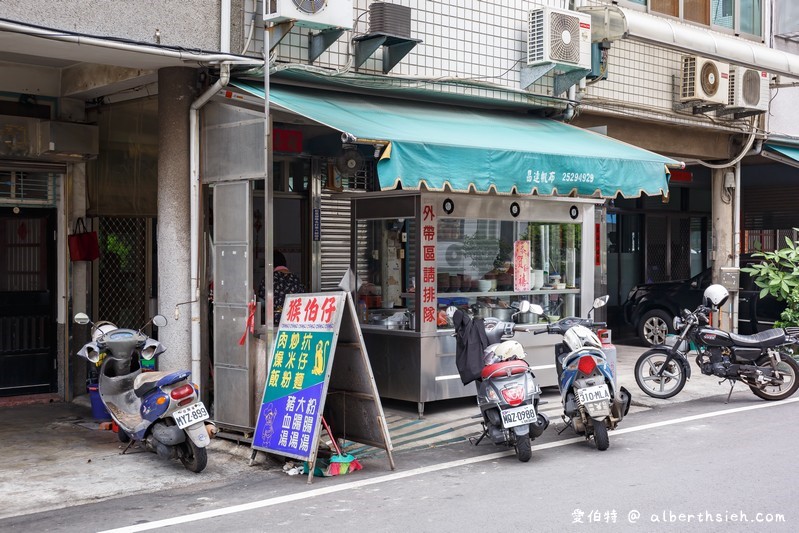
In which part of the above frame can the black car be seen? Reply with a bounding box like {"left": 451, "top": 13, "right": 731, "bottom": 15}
{"left": 623, "top": 267, "right": 784, "bottom": 346}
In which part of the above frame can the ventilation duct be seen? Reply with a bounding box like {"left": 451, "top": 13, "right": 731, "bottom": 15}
{"left": 0, "top": 117, "right": 98, "bottom": 161}
{"left": 369, "top": 2, "right": 412, "bottom": 38}
{"left": 580, "top": 5, "right": 799, "bottom": 79}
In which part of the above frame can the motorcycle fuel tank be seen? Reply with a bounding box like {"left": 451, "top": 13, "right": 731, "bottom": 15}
{"left": 698, "top": 328, "right": 734, "bottom": 347}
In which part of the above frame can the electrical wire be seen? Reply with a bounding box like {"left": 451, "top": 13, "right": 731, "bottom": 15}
{"left": 694, "top": 116, "right": 760, "bottom": 169}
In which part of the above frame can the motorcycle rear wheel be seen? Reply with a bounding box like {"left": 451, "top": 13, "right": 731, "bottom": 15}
{"left": 592, "top": 418, "right": 609, "bottom": 451}
{"left": 514, "top": 434, "right": 532, "bottom": 462}
{"left": 749, "top": 354, "right": 799, "bottom": 401}
{"left": 179, "top": 438, "right": 208, "bottom": 473}
{"left": 634, "top": 350, "right": 687, "bottom": 399}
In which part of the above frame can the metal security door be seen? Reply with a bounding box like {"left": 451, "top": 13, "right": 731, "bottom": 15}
{"left": 0, "top": 208, "right": 56, "bottom": 396}
{"left": 212, "top": 181, "right": 254, "bottom": 430}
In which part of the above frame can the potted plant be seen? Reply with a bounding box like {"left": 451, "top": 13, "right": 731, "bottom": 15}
{"left": 740, "top": 230, "right": 799, "bottom": 328}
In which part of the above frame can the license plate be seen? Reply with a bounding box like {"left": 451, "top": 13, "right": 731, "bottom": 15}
{"left": 500, "top": 404, "right": 537, "bottom": 428}
{"left": 173, "top": 402, "right": 209, "bottom": 429}
{"left": 577, "top": 384, "right": 611, "bottom": 405}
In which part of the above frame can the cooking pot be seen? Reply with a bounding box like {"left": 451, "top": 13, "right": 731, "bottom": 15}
{"left": 471, "top": 304, "right": 492, "bottom": 320}
{"left": 490, "top": 308, "right": 514, "bottom": 322}
{"left": 514, "top": 311, "right": 537, "bottom": 324}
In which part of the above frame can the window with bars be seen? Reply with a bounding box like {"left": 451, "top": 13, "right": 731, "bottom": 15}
{"left": 0, "top": 171, "right": 56, "bottom": 207}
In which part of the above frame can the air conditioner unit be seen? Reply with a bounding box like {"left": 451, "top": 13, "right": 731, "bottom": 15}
{"left": 728, "top": 66, "right": 769, "bottom": 112}
{"left": 264, "top": 0, "right": 353, "bottom": 30}
{"left": 527, "top": 7, "right": 591, "bottom": 71}
{"left": 680, "top": 55, "right": 729, "bottom": 105}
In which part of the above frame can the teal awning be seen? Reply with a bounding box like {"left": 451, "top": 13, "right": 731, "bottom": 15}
{"left": 763, "top": 143, "right": 799, "bottom": 169}
{"left": 232, "top": 82, "right": 680, "bottom": 198}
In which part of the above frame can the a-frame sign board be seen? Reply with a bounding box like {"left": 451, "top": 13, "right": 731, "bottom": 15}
{"left": 251, "top": 291, "right": 395, "bottom": 483}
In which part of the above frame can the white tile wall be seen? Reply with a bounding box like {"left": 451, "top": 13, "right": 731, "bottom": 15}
{"left": 246, "top": 0, "right": 755, "bottom": 133}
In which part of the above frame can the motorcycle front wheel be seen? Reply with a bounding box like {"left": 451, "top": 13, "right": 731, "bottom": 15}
{"left": 749, "top": 354, "right": 799, "bottom": 401}
{"left": 592, "top": 418, "right": 609, "bottom": 451}
{"left": 634, "top": 349, "right": 687, "bottom": 399}
{"left": 514, "top": 434, "right": 532, "bottom": 462}
{"left": 179, "top": 437, "right": 208, "bottom": 473}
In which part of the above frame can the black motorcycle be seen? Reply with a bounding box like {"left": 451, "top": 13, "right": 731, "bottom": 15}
{"left": 634, "top": 290, "right": 799, "bottom": 402}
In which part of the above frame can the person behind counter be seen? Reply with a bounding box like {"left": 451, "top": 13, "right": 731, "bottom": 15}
{"left": 259, "top": 251, "right": 305, "bottom": 326}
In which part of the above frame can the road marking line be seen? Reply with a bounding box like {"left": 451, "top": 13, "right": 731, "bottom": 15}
{"left": 101, "top": 396, "right": 799, "bottom": 533}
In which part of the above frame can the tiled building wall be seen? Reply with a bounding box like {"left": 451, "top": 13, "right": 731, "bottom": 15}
{"left": 244, "top": 0, "right": 756, "bottom": 133}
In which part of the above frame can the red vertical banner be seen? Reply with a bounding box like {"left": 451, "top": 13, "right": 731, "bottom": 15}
{"left": 513, "top": 240, "right": 530, "bottom": 292}
{"left": 595, "top": 223, "right": 601, "bottom": 267}
{"left": 420, "top": 199, "right": 437, "bottom": 328}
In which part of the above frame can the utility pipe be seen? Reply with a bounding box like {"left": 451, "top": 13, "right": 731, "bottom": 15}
{"left": 0, "top": 18, "right": 260, "bottom": 65}
{"left": 189, "top": 63, "right": 230, "bottom": 391}
{"left": 732, "top": 161, "right": 741, "bottom": 333}
{"left": 220, "top": 0, "right": 231, "bottom": 53}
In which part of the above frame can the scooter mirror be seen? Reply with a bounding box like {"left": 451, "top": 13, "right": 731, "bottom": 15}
{"left": 74, "top": 313, "right": 90, "bottom": 325}
{"left": 592, "top": 295, "right": 609, "bottom": 309}
{"left": 528, "top": 303, "right": 544, "bottom": 315}
{"left": 152, "top": 314, "right": 168, "bottom": 328}
{"left": 517, "top": 300, "right": 532, "bottom": 313}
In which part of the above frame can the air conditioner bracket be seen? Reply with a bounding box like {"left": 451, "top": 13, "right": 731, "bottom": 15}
{"left": 266, "top": 21, "right": 295, "bottom": 52}
{"left": 673, "top": 100, "right": 725, "bottom": 115}
{"left": 308, "top": 28, "right": 346, "bottom": 64}
{"left": 715, "top": 107, "right": 765, "bottom": 119}
{"left": 520, "top": 64, "right": 555, "bottom": 90}
{"left": 554, "top": 68, "right": 590, "bottom": 96}
{"left": 520, "top": 65, "right": 589, "bottom": 95}
{"left": 353, "top": 33, "right": 422, "bottom": 73}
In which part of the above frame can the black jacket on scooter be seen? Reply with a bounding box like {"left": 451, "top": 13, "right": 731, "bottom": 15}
{"left": 453, "top": 310, "right": 489, "bottom": 385}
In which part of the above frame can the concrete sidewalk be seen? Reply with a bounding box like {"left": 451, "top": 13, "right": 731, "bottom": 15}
{"left": 0, "top": 342, "right": 748, "bottom": 520}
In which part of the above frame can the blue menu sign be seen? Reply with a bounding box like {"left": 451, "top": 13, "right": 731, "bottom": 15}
{"left": 252, "top": 293, "right": 342, "bottom": 461}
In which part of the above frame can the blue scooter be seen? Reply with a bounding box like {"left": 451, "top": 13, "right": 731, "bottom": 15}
{"left": 74, "top": 313, "right": 214, "bottom": 472}
{"left": 533, "top": 296, "right": 631, "bottom": 450}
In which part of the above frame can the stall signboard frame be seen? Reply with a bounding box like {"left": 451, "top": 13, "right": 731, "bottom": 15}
{"left": 251, "top": 291, "right": 395, "bottom": 482}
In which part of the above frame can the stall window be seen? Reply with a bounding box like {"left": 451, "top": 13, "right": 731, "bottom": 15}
{"left": 356, "top": 218, "right": 417, "bottom": 311}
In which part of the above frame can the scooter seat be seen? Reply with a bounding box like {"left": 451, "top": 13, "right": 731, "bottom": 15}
{"left": 481, "top": 359, "right": 529, "bottom": 379}
{"left": 133, "top": 371, "right": 174, "bottom": 398}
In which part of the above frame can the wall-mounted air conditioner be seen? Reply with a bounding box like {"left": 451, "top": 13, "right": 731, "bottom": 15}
{"left": 728, "top": 66, "right": 770, "bottom": 112}
{"left": 264, "top": 0, "right": 353, "bottom": 30}
{"left": 527, "top": 7, "right": 591, "bottom": 71}
{"left": 680, "top": 55, "right": 729, "bottom": 105}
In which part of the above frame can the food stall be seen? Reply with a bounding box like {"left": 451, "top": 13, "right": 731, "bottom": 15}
{"left": 352, "top": 191, "right": 602, "bottom": 417}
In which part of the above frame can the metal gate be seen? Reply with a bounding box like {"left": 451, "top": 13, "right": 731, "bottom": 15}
{"left": 0, "top": 208, "right": 56, "bottom": 396}
{"left": 95, "top": 218, "right": 151, "bottom": 330}
{"left": 212, "top": 181, "right": 254, "bottom": 430}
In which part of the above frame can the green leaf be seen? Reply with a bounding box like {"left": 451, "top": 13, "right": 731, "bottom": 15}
{"left": 760, "top": 287, "right": 769, "bottom": 299}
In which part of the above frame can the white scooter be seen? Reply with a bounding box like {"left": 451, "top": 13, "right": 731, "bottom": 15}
{"left": 74, "top": 313, "right": 214, "bottom": 472}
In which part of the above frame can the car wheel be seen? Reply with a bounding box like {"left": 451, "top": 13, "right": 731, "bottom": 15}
{"left": 638, "top": 309, "right": 672, "bottom": 346}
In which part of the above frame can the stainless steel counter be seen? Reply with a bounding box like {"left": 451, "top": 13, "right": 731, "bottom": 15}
{"left": 360, "top": 323, "right": 562, "bottom": 417}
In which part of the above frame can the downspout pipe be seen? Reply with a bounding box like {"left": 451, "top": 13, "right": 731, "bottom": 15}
{"left": 732, "top": 161, "right": 741, "bottom": 333}
{"left": 220, "top": 0, "right": 231, "bottom": 53}
{"left": 189, "top": 63, "right": 230, "bottom": 391}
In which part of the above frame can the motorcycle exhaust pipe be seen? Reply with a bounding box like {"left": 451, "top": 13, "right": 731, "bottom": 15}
{"left": 529, "top": 413, "right": 549, "bottom": 438}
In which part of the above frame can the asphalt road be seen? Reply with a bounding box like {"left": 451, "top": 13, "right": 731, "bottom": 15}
{"left": 6, "top": 393, "right": 797, "bottom": 533}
